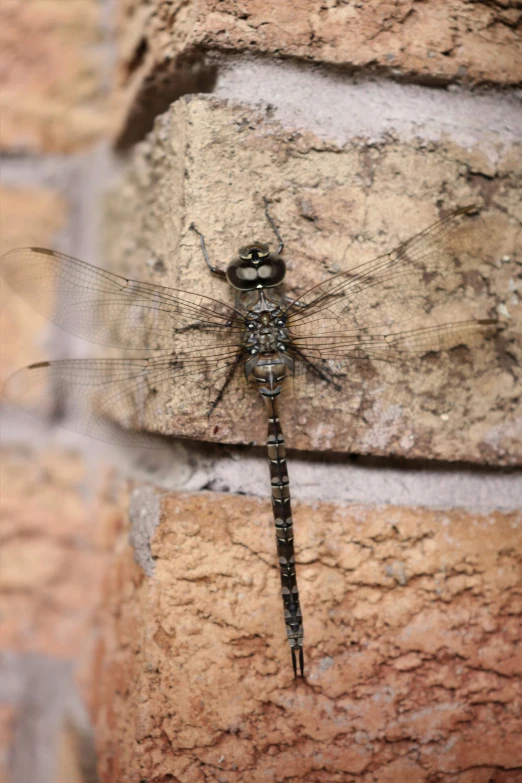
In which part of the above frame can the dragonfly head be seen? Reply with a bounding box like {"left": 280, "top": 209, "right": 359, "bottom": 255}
{"left": 227, "top": 242, "right": 286, "bottom": 291}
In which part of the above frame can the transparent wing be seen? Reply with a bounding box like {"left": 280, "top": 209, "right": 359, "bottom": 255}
{"left": 284, "top": 319, "right": 501, "bottom": 441}
{"left": 1, "top": 247, "right": 242, "bottom": 350}
{"left": 292, "top": 319, "right": 498, "bottom": 365}
{"left": 3, "top": 348, "right": 250, "bottom": 448}
{"left": 288, "top": 205, "right": 483, "bottom": 332}
{"left": 283, "top": 206, "right": 501, "bottom": 426}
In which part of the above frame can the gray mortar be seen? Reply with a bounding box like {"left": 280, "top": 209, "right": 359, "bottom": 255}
{"left": 1, "top": 412, "right": 520, "bottom": 516}
{"left": 214, "top": 56, "right": 522, "bottom": 162}
{"left": 0, "top": 652, "right": 98, "bottom": 783}
{"left": 0, "top": 149, "right": 113, "bottom": 263}
{"left": 129, "top": 484, "right": 164, "bottom": 575}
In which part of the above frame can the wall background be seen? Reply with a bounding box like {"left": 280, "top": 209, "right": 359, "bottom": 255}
{"left": 0, "top": 2, "right": 521, "bottom": 782}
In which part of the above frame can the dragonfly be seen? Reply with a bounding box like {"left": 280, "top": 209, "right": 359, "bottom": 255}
{"left": 1, "top": 200, "right": 500, "bottom": 678}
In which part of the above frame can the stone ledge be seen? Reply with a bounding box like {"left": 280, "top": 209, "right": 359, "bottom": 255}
{"left": 114, "top": 0, "right": 522, "bottom": 146}
{"left": 93, "top": 486, "right": 522, "bottom": 782}
{"left": 103, "top": 96, "right": 521, "bottom": 464}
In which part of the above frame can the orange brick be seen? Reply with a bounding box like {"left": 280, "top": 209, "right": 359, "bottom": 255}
{"left": 0, "top": 0, "right": 111, "bottom": 152}
{"left": 0, "top": 447, "right": 122, "bottom": 659}
{"left": 115, "top": 0, "right": 522, "bottom": 145}
{"left": 93, "top": 488, "right": 522, "bottom": 782}
{"left": 0, "top": 185, "right": 66, "bottom": 383}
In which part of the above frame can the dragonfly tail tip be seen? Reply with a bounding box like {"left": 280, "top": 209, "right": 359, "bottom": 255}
{"left": 291, "top": 647, "right": 305, "bottom": 680}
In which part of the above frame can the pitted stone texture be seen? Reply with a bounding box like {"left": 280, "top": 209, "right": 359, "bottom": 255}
{"left": 93, "top": 488, "right": 522, "bottom": 782}
{"left": 0, "top": 0, "right": 111, "bottom": 152}
{"left": 115, "top": 0, "right": 522, "bottom": 145}
{"left": 103, "top": 97, "right": 521, "bottom": 464}
{"left": 0, "top": 185, "right": 66, "bottom": 385}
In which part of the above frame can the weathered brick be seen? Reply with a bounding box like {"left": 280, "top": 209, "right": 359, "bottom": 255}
{"left": 103, "top": 97, "right": 521, "bottom": 464}
{"left": 115, "top": 0, "right": 522, "bottom": 145}
{"left": 0, "top": 447, "right": 121, "bottom": 659}
{"left": 93, "top": 487, "right": 522, "bottom": 782}
{"left": 0, "top": 185, "right": 66, "bottom": 384}
{"left": 0, "top": 0, "right": 110, "bottom": 152}
{"left": 0, "top": 447, "right": 122, "bottom": 779}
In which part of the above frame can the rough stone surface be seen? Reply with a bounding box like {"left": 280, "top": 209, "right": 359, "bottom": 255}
{"left": 115, "top": 0, "right": 522, "bottom": 145}
{"left": 93, "top": 487, "right": 522, "bottom": 782}
{"left": 0, "top": 184, "right": 67, "bottom": 385}
{"left": 0, "top": 0, "right": 111, "bottom": 152}
{"left": 103, "top": 96, "right": 521, "bottom": 465}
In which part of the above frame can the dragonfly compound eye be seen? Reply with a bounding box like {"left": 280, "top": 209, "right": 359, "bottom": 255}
{"left": 226, "top": 254, "right": 286, "bottom": 291}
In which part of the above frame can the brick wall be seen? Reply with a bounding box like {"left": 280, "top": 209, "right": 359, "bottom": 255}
{"left": 0, "top": 1, "right": 116, "bottom": 781}
{"left": 1, "top": 2, "right": 521, "bottom": 783}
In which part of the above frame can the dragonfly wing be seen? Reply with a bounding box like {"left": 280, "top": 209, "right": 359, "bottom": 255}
{"left": 290, "top": 319, "right": 500, "bottom": 434}
{"left": 1, "top": 247, "right": 242, "bottom": 350}
{"left": 286, "top": 206, "right": 501, "bottom": 417}
{"left": 3, "top": 348, "right": 250, "bottom": 447}
{"left": 288, "top": 205, "right": 484, "bottom": 332}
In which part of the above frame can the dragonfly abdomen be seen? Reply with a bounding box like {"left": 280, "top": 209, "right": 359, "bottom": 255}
{"left": 264, "top": 394, "right": 304, "bottom": 678}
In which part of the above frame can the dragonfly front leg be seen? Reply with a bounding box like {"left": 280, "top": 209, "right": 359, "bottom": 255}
{"left": 263, "top": 197, "right": 284, "bottom": 255}
{"left": 190, "top": 222, "right": 227, "bottom": 279}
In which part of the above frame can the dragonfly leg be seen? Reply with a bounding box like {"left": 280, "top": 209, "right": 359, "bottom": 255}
{"left": 189, "top": 222, "right": 227, "bottom": 279}
{"left": 263, "top": 197, "right": 284, "bottom": 255}
{"left": 285, "top": 296, "right": 306, "bottom": 308}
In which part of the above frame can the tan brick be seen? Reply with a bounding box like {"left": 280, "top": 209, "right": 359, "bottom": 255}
{"left": 115, "top": 0, "right": 522, "bottom": 145}
{"left": 0, "top": 0, "right": 111, "bottom": 152}
{"left": 0, "top": 447, "right": 121, "bottom": 659}
{"left": 0, "top": 185, "right": 66, "bottom": 384}
{"left": 93, "top": 488, "right": 522, "bottom": 782}
{"left": 103, "top": 97, "right": 521, "bottom": 464}
{"left": 56, "top": 722, "right": 90, "bottom": 783}
{"left": 0, "top": 705, "right": 14, "bottom": 783}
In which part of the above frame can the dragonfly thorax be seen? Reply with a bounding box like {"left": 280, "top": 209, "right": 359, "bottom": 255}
{"left": 226, "top": 242, "right": 286, "bottom": 291}
{"left": 243, "top": 307, "right": 294, "bottom": 394}
{"left": 244, "top": 309, "right": 289, "bottom": 355}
